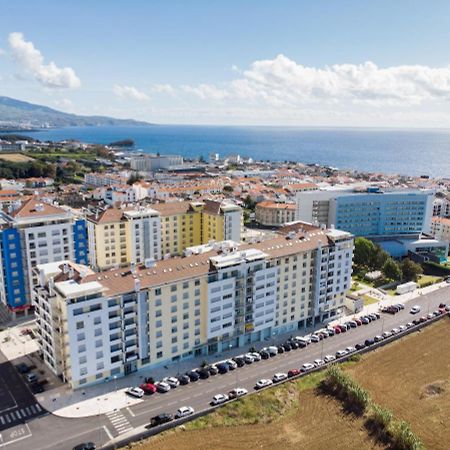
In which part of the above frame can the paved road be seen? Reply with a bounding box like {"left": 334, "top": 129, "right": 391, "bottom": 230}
{"left": 3, "top": 285, "right": 450, "bottom": 450}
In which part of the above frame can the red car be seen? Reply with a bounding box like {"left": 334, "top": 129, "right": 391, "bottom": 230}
{"left": 288, "top": 369, "right": 300, "bottom": 378}
{"left": 139, "top": 383, "right": 156, "bottom": 394}
{"left": 354, "top": 319, "right": 362, "bottom": 326}
{"left": 419, "top": 316, "right": 427, "bottom": 323}
{"left": 333, "top": 326, "right": 341, "bottom": 334}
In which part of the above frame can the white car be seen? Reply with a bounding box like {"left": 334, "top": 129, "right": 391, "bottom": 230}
{"left": 336, "top": 350, "right": 348, "bottom": 358}
{"left": 228, "top": 387, "right": 248, "bottom": 399}
{"left": 272, "top": 372, "right": 288, "bottom": 383}
{"left": 295, "top": 336, "right": 310, "bottom": 345}
{"left": 309, "top": 334, "right": 320, "bottom": 343}
{"left": 250, "top": 352, "right": 261, "bottom": 361}
{"left": 301, "top": 363, "right": 315, "bottom": 372}
{"left": 255, "top": 378, "right": 273, "bottom": 390}
{"left": 313, "top": 359, "right": 325, "bottom": 367}
{"left": 244, "top": 353, "right": 254, "bottom": 363}
{"left": 399, "top": 325, "right": 407, "bottom": 332}
{"left": 324, "top": 354, "right": 336, "bottom": 363}
{"left": 345, "top": 346, "right": 356, "bottom": 353}
{"left": 382, "top": 331, "right": 392, "bottom": 339}
{"left": 175, "top": 406, "right": 194, "bottom": 419}
{"left": 406, "top": 322, "right": 414, "bottom": 328}
{"left": 226, "top": 359, "right": 238, "bottom": 369}
{"left": 210, "top": 394, "right": 229, "bottom": 405}
{"left": 155, "top": 381, "right": 171, "bottom": 393}
{"left": 163, "top": 376, "right": 180, "bottom": 388}
{"left": 410, "top": 305, "right": 421, "bottom": 314}
{"left": 391, "top": 328, "right": 400, "bottom": 335}
{"left": 125, "top": 387, "right": 144, "bottom": 398}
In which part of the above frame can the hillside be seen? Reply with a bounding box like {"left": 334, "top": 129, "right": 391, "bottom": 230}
{"left": 0, "top": 96, "right": 151, "bottom": 129}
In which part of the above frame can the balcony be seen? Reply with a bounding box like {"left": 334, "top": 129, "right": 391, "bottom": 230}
{"left": 125, "top": 344, "right": 137, "bottom": 352}
{"left": 125, "top": 353, "right": 138, "bottom": 362}
{"left": 124, "top": 309, "right": 136, "bottom": 319}
{"left": 124, "top": 323, "right": 137, "bottom": 332}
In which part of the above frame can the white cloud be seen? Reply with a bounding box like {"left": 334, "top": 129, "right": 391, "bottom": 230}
{"left": 151, "top": 83, "right": 176, "bottom": 96}
{"left": 53, "top": 98, "right": 73, "bottom": 110}
{"left": 113, "top": 84, "right": 149, "bottom": 101}
{"left": 180, "top": 54, "right": 450, "bottom": 107}
{"left": 8, "top": 32, "right": 81, "bottom": 89}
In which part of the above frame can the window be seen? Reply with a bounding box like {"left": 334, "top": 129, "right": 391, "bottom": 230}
{"left": 94, "top": 328, "right": 102, "bottom": 337}
{"left": 76, "top": 321, "right": 84, "bottom": 330}
{"left": 78, "top": 344, "right": 86, "bottom": 353}
{"left": 94, "top": 317, "right": 101, "bottom": 325}
{"left": 95, "top": 339, "right": 102, "bottom": 348}
{"left": 77, "top": 332, "right": 85, "bottom": 341}
{"left": 79, "top": 356, "right": 87, "bottom": 365}
{"left": 96, "top": 351, "right": 103, "bottom": 359}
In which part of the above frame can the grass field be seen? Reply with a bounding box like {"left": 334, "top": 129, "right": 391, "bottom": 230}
{"left": 123, "top": 318, "right": 450, "bottom": 450}
{"left": 417, "top": 274, "right": 442, "bottom": 287}
{"left": 346, "top": 316, "right": 450, "bottom": 450}
{"left": 0, "top": 153, "right": 34, "bottom": 162}
{"left": 362, "top": 294, "right": 378, "bottom": 305}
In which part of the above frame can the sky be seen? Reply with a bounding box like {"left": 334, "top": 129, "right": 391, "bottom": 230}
{"left": 2, "top": 0, "right": 450, "bottom": 127}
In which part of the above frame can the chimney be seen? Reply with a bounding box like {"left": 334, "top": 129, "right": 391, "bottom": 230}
{"left": 134, "top": 279, "right": 141, "bottom": 292}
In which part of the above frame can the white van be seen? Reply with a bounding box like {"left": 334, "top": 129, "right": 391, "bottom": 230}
{"left": 267, "top": 346, "right": 278, "bottom": 356}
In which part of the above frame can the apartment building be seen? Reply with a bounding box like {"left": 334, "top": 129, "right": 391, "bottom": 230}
{"left": 87, "top": 206, "right": 161, "bottom": 270}
{"left": 433, "top": 197, "right": 450, "bottom": 218}
{"left": 34, "top": 226, "right": 353, "bottom": 388}
{"left": 430, "top": 216, "right": 450, "bottom": 251}
{"left": 0, "top": 197, "right": 88, "bottom": 315}
{"left": 84, "top": 172, "right": 128, "bottom": 187}
{"left": 130, "top": 154, "right": 183, "bottom": 172}
{"left": 255, "top": 201, "right": 296, "bottom": 227}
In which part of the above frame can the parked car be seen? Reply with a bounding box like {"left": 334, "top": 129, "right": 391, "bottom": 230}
{"left": 438, "top": 303, "right": 447, "bottom": 309}
{"left": 25, "top": 372, "right": 38, "bottom": 383}
{"left": 228, "top": 387, "right": 248, "bottom": 399}
{"left": 335, "top": 350, "right": 348, "bottom": 358}
{"left": 163, "top": 376, "right": 180, "bottom": 388}
{"left": 399, "top": 325, "right": 407, "bottom": 332}
{"left": 313, "top": 359, "right": 325, "bottom": 367}
{"left": 348, "top": 321, "right": 357, "bottom": 328}
{"left": 374, "top": 335, "right": 384, "bottom": 342}
{"left": 282, "top": 342, "right": 292, "bottom": 351}
{"left": 273, "top": 372, "right": 288, "bottom": 383}
{"left": 250, "top": 352, "right": 262, "bottom": 361}
{"left": 391, "top": 328, "right": 400, "bottom": 335}
{"left": 140, "top": 383, "right": 157, "bottom": 394}
{"left": 226, "top": 359, "right": 238, "bottom": 370}
{"left": 178, "top": 375, "right": 190, "bottom": 385}
{"left": 187, "top": 371, "right": 200, "bottom": 381}
{"left": 354, "top": 319, "right": 362, "bottom": 326}
{"left": 210, "top": 394, "right": 229, "bottom": 405}
{"left": 368, "top": 313, "right": 378, "bottom": 320}
{"left": 310, "top": 334, "right": 320, "bottom": 343}
{"left": 294, "top": 337, "right": 310, "bottom": 345}
{"left": 233, "top": 356, "right": 245, "bottom": 367}
{"left": 361, "top": 317, "right": 370, "bottom": 325}
{"left": 209, "top": 365, "right": 219, "bottom": 375}
{"left": 381, "top": 331, "right": 392, "bottom": 339}
{"left": 198, "top": 368, "right": 210, "bottom": 379}
{"left": 427, "top": 312, "right": 434, "bottom": 319}
{"left": 267, "top": 346, "right": 278, "bottom": 356}
{"left": 15, "top": 363, "right": 30, "bottom": 374}
{"left": 259, "top": 350, "right": 270, "bottom": 359}
{"left": 175, "top": 406, "right": 194, "bottom": 419}
{"left": 396, "top": 303, "right": 405, "bottom": 310}
{"left": 301, "top": 363, "right": 315, "bottom": 372}
{"left": 155, "top": 381, "right": 171, "bottom": 393}
{"left": 419, "top": 316, "right": 428, "bottom": 323}
{"left": 125, "top": 387, "right": 145, "bottom": 398}
{"left": 244, "top": 353, "right": 255, "bottom": 363}
{"left": 355, "top": 343, "right": 365, "bottom": 350}
{"left": 289, "top": 340, "right": 300, "bottom": 349}
{"left": 326, "top": 328, "right": 335, "bottom": 336}
{"left": 405, "top": 322, "right": 414, "bottom": 329}
{"left": 345, "top": 346, "right": 356, "bottom": 353}
{"left": 412, "top": 319, "right": 421, "bottom": 325}
{"left": 150, "top": 413, "right": 173, "bottom": 427}
{"left": 333, "top": 326, "right": 342, "bottom": 334}
{"left": 144, "top": 376, "right": 155, "bottom": 384}
{"left": 324, "top": 354, "right": 336, "bottom": 363}
{"left": 277, "top": 345, "right": 285, "bottom": 354}
{"left": 338, "top": 324, "right": 348, "bottom": 332}
{"left": 30, "top": 382, "right": 44, "bottom": 393}
{"left": 410, "top": 305, "right": 421, "bottom": 314}
{"left": 288, "top": 368, "right": 300, "bottom": 377}
{"left": 217, "top": 363, "right": 229, "bottom": 374}
{"left": 255, "top": 379, "right": 273, "bottom": 390}
{"left": 365, "top": 338, "right": 375, "bottom": 346}
{"left": 73, "top": 443, "right": 96, "bottom": 450}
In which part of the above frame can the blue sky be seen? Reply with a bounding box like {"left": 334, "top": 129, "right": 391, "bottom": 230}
{"left": 1, "top": 1, "right": 450, "bottom": 126}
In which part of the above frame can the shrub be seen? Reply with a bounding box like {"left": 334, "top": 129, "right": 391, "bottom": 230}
{"left": 390, "top": 420, "right": 424, "bottom": 450}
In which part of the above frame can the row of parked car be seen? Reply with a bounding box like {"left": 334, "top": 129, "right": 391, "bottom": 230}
{"left": 15, "top": 362, "right": 47, "bottom": 393}
{"left": 126, "top": 312, "right": 385, "bottom": 399}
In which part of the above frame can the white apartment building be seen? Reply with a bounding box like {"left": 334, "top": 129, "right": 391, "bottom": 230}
{"left": 34, "top": 225, "right": 353, "bottom": 389}
{"left": 433, "top": 197, "right": 450, "bottom": 218}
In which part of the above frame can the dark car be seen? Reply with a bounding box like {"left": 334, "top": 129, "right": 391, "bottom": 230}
{"left": 259, "top": 350, "right": 270, "bottom": 359}
{"left": 297, "top": 340, "right": 308, "bottom": 348}
{"left": 289, "top": 340, "right": 299, "bottom": 349}
{"left": 338, "top": 324, "right": 347, "bottom": 332}
{"left": 233, "top": 357, "right": 245, "bottom": 367}
{"left": 186, "top": 370, "right": 200, "bottom": 381}
{"left": 150, "top": 413, "right": 173, "bottom": 427}
{"left": 30, "top": 382, "right": 44, "bottom": 394}
{"left": 15, "top": 363, "right": 30, "bottom": 374}
{"left": 144, "top": 376, "right": 155, "bottom": 384}
{"left": 178, "top": 374, "right": 190, "bottom": 385}
{"left": 288, "top": 369, "right": 300, "bottom": 378}
{"left": 412, "top": 319, "right": 421, "bottom": 325}
{"left": 355, "top": 343, "right": 365, "bottom": 350}
{"left": 439, "top": 303, "right": 446, "bottom": 309}
{"left": 277, "top": 345, "right": 285, "bottom": 354}
{"left": 217, "top": 362, "right": 229, "bottom": 374}
{"left": 365, "top": 338, "right": 375, "bottom": 346}
{"left": 198, "top": 368, "right": 210, "bottom": 379}
{"left": 73, "top": 443, "right": 96, "bottom": 450}
{"left": 282, "top": 342, "right": 292, "bottom": 351}
{"left": 327, "top": 328, "right": 335, "bottom": 336}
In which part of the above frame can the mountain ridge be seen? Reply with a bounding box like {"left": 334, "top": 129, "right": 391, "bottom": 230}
{"left": 0, "top": 96, "right": 152, "bottom": 129}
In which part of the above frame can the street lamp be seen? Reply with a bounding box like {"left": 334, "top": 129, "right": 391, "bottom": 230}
{"left": 113, "top": 375, "right": 117, "bottom": 392}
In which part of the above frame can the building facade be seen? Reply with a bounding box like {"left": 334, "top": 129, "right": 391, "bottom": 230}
{"left": 430, "top": 217, "right": 450, "bottom": 253}
{"left": 255, "top": 201, "right": 296, "bottom": 227}
{"left": 0, "top": 198, "right": 88, "bottom": 314}
{"left": 34, "top": 226, "right": 353, "bottom": 388}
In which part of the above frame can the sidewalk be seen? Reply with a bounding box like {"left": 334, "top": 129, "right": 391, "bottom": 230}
{"left": 3, "top": 281, "right": 449, "bottom": 419}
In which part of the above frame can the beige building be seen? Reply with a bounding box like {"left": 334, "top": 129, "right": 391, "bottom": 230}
{"left": 255, "top": 201, "right": 296, "bottom": 227}
{"left": 430, "top": 217, "right": 450, "bottom": 251}
{"left": 34, "top": 225, "right": 354, "bottom": 388}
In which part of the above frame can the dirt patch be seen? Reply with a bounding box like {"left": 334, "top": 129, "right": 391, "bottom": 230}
{"left": 128, "top": 389, "right": 382, "bottom": 450}
{"left": 346, "top": 317, "right": 450, "bottom": 450}
{"left": 0, "top": 153, "right": 34, "bottom": 162}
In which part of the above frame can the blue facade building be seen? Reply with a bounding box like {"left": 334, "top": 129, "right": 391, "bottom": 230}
{"left": 73, "top": 219, "right": 89, "bottom": 265}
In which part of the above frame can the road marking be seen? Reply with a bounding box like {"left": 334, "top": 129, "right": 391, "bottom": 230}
{"left": 25, "top": 407, "right": 31, "bottom": 415}
{"left": 0, "top": 416, "right": 4, "bottom": 425}
{"left": 126, "top": 407, "right": 135, "bottom": 417}
{"left": 0, "top": 423, "right": 32, "bottom": 447}
{"left": 35, "top": 404, "right": 41, "bottom": 412}
{"left": 167, "top": 401, "right": 176, "bottom": 406}
{"left": 103, "top": 425, "right": 113, "bottom": 441}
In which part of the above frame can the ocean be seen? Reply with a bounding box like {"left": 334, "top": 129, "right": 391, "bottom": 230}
{"left": 6, "top": 125, "right": 450, "bottom": 178}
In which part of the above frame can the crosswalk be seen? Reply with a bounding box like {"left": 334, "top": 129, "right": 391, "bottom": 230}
{"left": 0, "top": 403, "right": 42, "bottom": 429}
{"left": 106, "top": 409, "right": 133, "bottom": 435}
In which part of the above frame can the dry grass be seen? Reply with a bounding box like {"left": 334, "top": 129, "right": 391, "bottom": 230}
{"left": 346, "top": 316, "right": 450, "bottom": 450}
{"left": 0, "top": 153, "right": 34, "bottom": 162}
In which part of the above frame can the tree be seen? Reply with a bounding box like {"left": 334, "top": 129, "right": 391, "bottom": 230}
{"left": 223, "top": 185, "right": 233, "bottom": 194}
{"left": 353, "top": 237, "right": 376, "bottom": 268}
{"left": 382, "top": 258, "right": 402, "bottom": 281}
{"left": 371, "top": 245, "right": 389, "bottom": 270}
{"left": 243, "top": 195, "right": 256, "bottom": 211}
{"left": 127, "top": 173, "right": 142, "bottom": 185}
{"left": 401, "top": 258, "right": 423, "bottom": 282}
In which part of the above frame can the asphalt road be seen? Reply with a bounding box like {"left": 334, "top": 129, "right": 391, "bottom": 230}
{"left": 3, "top": 285, "right": 450, "bottom": 450}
